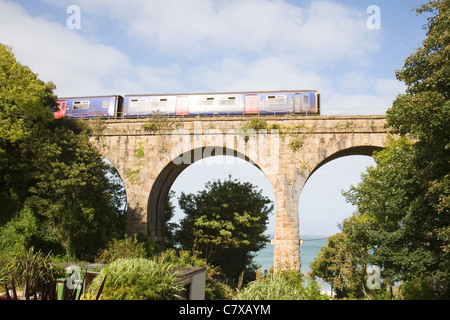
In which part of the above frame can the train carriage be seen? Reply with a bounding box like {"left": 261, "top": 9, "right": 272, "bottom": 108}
{"left": 122, "top": 95, "right": 177, "bottom": 117}
{"left": 187, "top": 94, "right": 245, "bottom": 116}
{"left": 257, "top": 91, "right": 318, "bottom": 115}
{"left": 54, "top": 90, "right": 319, "bottom": 119}
{"left": 121, "top": 90, "right": 319, "bottom": 117}
{"left": 55, "top": 95, "right": 123, "bottom": 119}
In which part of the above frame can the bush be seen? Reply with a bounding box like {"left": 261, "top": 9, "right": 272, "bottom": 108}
{"left": 0, "top": 208, "right": 64, "bottom": 261}
{"left": 398, "top": 276, "right": 450, "bottom": 300}
{"left": 158, "top": 249, "right": 234, "bottom": 300}
{"left": 96, "top": 235, "right": 148, "bottom": 263}
{"left": 0, "top": 247, "right": 63, "bottom": 299}
{"left": 86, "top": 258, "right": 183, "bottom": 300}
{"left": 239, "top": 118, "right": 268, "bottom": 141}
{"left": 234, "top": 270, "right": 328, "bottom": 300}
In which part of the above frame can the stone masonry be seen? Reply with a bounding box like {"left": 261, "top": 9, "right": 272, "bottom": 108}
{"left": 89, "top": 115, "right": 388, "bottom": 271}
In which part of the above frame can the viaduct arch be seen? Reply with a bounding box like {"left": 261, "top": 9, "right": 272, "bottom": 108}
{"left": 90, "top": 115, "right": 388, "bottom": 270}
{"left": 148, "top": 146, "right": 261, "bottom": 244}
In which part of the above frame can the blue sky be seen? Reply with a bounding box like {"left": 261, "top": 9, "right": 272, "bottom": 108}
{"left": 0, "top": 0, "right": 429, "bottom": 236}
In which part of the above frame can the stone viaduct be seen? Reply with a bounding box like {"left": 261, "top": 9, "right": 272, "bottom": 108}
{"left": 89, "top": 115, "right": 388, "bottom": 270}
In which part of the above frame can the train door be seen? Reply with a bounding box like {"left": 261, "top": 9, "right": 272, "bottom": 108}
{"left": 175, "top": 96, "right": 189, "bottom": 115}
{"left": 244, "top": 95, "right": 258, "bottom": 114}
{"left": 294, "top": 93, "right": 313, "bottom": 113}
{"left": 294, "top": 94, "right": 302, "bottom": 113}
{"left": 54, "top": 100, "right": 66, "bottom": 118}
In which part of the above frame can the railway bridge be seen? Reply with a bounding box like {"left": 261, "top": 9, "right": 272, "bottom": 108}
{"left": 90, "top": 114, "right": 388, "bottom": 270}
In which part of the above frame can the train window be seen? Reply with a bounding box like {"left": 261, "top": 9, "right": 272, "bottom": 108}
{"left": 73, "top": 101, "right": 90, "bottom": 109}
{"left": 130, "top": 99, "right": 148, "bottom": 109}
{"left": 198, "top": 97, "right": 215, "bottom": 106}
{"left": 303, "top": 95, "right": 310, "bottom": 107}
{"left": 267, "top": 95, "right": 286, "bottom": 104}
{"left": 151, "top": 98, "right": 168, "bottom": 107}
{"left": 219, "top": 96, "right": 237, "bottom": 105}
{"left": 102, "top": 100, "right": 109, "bottom": 109}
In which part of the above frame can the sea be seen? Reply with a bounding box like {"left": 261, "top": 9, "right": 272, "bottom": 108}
{"left": 253, "top": 234, "right": 331, "bottom": 292}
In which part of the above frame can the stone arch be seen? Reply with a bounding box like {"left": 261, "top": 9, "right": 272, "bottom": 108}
{"left": 271, "top": 144, "right": 385, "bottom": 270}
{"left": 294, "top": 144, "right": 383, "bottom": 238}
{"left": 306, "top": 145, "right": 383, "bottom": 184}
{"left": 147, "top": 146, "right": 264, "bottom": 242}
{"left": 98, "top": 155, "right": 129, "bottom": 220}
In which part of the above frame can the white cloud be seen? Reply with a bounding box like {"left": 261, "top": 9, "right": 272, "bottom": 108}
{"left": 66, "top": 0, "right": 379, "bottom": 64}
{"left": 0, "top": 0, "right": 182, "bottom": 96}
{"left": 189, "top": 56, "right": 330, "bottom": 93}
{"left": 323, "top": 78, "right": 406, "bottom": 115}
{"left": 1, "top": 0, "right": 393, "bottom": 113}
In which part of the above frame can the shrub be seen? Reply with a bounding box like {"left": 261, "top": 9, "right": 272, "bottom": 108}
{"left": 0, "top": 246, "right": 63, "bottom": 299}
{"left": 288, "top": 136, "right": 305, "bottom": 151}
{"left": 158, "top": 249, "right": 234, "bottom": 300}
{"left": 239, "top": 118, "right": 268, "bottom": 142}
{"left": 86, "top": 258, "right": 183, "bottom": 300}
{"left": 0, "top": 208, "right": 64, "bottom": 261}
{"left": 234, "top": 270, "right": 328, "bottom": 300}
{"left": 243, "top": 118, "right": 268, "bottom": 131}
{"left": 96, "top": 235, "right": 148, "bottom": 263}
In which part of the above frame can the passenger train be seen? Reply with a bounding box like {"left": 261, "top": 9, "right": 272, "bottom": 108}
{"left": 53, "top": 90, "right": 320, "bottom": 119}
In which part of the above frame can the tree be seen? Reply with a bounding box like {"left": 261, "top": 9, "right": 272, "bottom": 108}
{"left": 0, "top": 44, "right": 125, "bottom": 261}
{"left": 387, "top": 0, "right": 449, "bottom": 297}
{"left": 0, "top": 44, "right": 57, "bottom": 225}
{"left": 342, "top": 0, "right": 450, "bottom": 299}
{"left": 164, "top": 190, "right": 179, "bottom": 249}
{"left": 310, "top": 230, "right": 369, "bottom": 299}
{"left": 175, "top": 175, "right": 273, "bottom": 283}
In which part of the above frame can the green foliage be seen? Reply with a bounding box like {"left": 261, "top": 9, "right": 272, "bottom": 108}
{"left": 143, "top": 111, "right": 182, "bottom": 133}
{"left": 158, "top": 249, "right": 234, "bottom": 300}
{"left": 86, "top": 257, "right": 184, "bottom": 300}
{"left": 240, "top": 118, "right": 268, "bottom": 132}
{"left": 135, "top": 138, "right": 145, "bottom": 158}
{"left": 309, "top": 230, "right": 369, "bottom": 299}
{"left": 288, "top": 136, "right": 305, "bottom": 151}
{"left": 0, "top": 247, "right": 63, "bottom": 299}
{"left": 176, "top": 175, "right": 273, "bottom": 283}
{"left": 341, "top": 136, "right": 448, "bottom": 297}
{"left": 20, "top": 120, "right": 126, "bottom": 261}
{"left": 164, "top": 191, "right": 179, "bottom": 248}
{"left": 0, "top": 208, "right": 64, "bottom": 260}
{"left": 0, "top": 44, "right": 57, "bottom": 224}
{"left": 238, "top": 118, "right": 268, "bottom": 142}
{"left": 338, "top": 0, "right": 450, "bottom": 299}
{"left": 239, "top": 119, "right": 314, "bottom": 151}
{"left": 0, "top": 45, "right": 56, "bottom": 142}
{"left": 0, "top": 44, "right": 126, "bottom": 262}
{"left": 398, "top": 275, "right": 447, "bottom": 300}
{"left": 234, "top": 270, "right": 328, "bottom": 300}
{"left": 96, "top": 235, "right": 148, "bottom": 263}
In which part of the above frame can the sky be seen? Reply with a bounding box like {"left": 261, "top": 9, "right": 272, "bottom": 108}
{"left": 0, "top": 0, "right": 430, "bottom": 236}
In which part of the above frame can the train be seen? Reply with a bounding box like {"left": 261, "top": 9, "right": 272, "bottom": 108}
{"left": 53, "top": 90, "right": 320, "bottom": 119}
